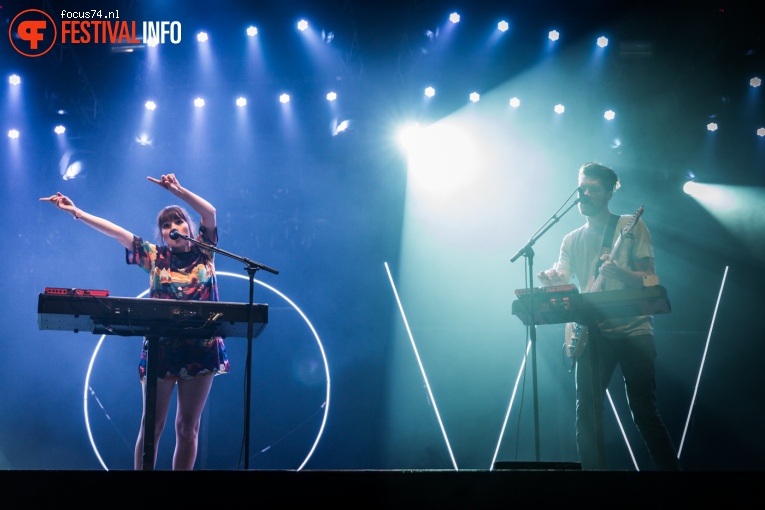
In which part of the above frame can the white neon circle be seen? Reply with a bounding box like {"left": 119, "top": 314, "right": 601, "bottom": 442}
{"left": 83, "top": 271, "right": 330, "bottom": 471}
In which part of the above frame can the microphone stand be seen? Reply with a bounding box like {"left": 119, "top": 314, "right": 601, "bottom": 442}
{"left": 509, "top": 192, "right": 579, "bottom": 462}
{"left": 172, "top": 231, "right": 278, "bottom": 469}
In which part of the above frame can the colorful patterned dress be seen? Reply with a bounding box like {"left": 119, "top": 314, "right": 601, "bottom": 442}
{"left": 126, "top": 225, "right": 231, "bottom": 381}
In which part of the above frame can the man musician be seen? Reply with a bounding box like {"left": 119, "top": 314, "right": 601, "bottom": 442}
{"left": 537, "top": 162, "right": 680, "bottom": 470}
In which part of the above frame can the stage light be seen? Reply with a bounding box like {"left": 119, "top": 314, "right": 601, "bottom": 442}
{"left": 136, "top": 134, "right": 152, "bottom": 146}
{"left": 750, "top": 77, "right": 762, "bottom": 87}
{"left": 334, "top": 120, "right": 349, "bottom": 136}
{"left": 246, "top": 26, "right": 258, "bottom": 37}
{"left": 597, "top": 36, "right": 609, "bottom": 48}
{"left": 498, "top": 21, "right": 509, "bottom": 32}
{"left": 509, "top": 97, "right": 520, "bottom": 108}
{"left": 280, "top": 94, "right": 290, "bottom": 104}
{"left": 197, "top": 32, "right": 208, "bottom": 42}
{"left": 236, "top": 97, "right": 247, "bottom": 107}
{"left": 757, "top": 127, "right": 765, "bottom": 137}
{"left": 707, "top": 122, "right": 718, "bottom": 132}
{"left": 62, "top": 160, "right": 82, "bottom": 180}
{"left": 145, "top": 100, "right": 157, "bottom": 111}
{"left": 424, "top": 87, "right": 435, "bottom": 97}
{"left": 194, "top": 97, "right": 205, "bottom": 108}
{"left": 147, "top": 36, "right": 159, "bottom": 47}
{"left": 682, "top": 181, "right": 736, "bottom": 208}
{"left": 59, "top": 150, "right": 87, "bottom": 180}
{"left": 449, "top": 13, "right": 460, "bottom": 24}
{"left": 8, "top": 129, "right": 19, "bottom": 139}
{"left": 554, "top": 104, "right": 565, "bottom": 114}
{"left": 297, "top": 20, "right": 308, "bottom": 31}
{"left": 326, "top": 92, "right": 337, "bottom": 101}
{"left": 604, "top": 110, "right": 615, "bottom": 120}
{"left": 9, "top": 75, "right": 21, "bottom": 86}
{"left": 397, "top": 121, "right": 482, "bottom": 197}
{"left": 549, "top": 30, "right": 560, "bottom": 41}
{"left": 397, "top": 123, "right": 424, "bottom": 152}
{"left": 54, "top": 125, "right": 66, "bottom": 134}
{"left": 469, "top": 92, "right": 480, "bottom": 103}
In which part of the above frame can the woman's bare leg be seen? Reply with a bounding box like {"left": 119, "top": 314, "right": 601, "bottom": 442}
{"left": 172, "top": 373, "right": 215, "bottom": 470}
{"left": 134, "top": 378, "right": 176, "bottom": 470}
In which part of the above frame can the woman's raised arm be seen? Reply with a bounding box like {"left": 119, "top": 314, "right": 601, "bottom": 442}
{"left": 39, "top": 192, "right": 135, "bottom": 249}
{"left": 147, "top": 174, "right": 216, "bottom": 233}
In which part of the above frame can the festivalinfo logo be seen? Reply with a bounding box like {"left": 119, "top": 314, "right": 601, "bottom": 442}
{"left": 9, "top": 8, "right": 182, "bottom": 57}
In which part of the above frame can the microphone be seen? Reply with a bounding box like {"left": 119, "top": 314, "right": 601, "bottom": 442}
{"left": 169, "top": 229, "right": 180, "bottom": 240}
{"left": 576, "top": 186, "right": 588, "bottom": 203}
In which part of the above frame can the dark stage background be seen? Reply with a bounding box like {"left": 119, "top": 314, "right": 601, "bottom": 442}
{"left": 1, "top": 0, "right": 763, "bottom": 472}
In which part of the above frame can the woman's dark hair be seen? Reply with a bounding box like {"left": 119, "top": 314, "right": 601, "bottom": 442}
{"left": 155, "top": 205, "right": 197, "bottom": 245}
{"left": 579, "top": 162, "right": 621, "bottom": 192}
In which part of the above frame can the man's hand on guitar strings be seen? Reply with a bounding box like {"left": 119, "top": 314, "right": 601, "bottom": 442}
{"left": 599, "top": 259, "right": 621, "bottom": 279}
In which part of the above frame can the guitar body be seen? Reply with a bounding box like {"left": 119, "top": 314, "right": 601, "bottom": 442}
{"left": 563, "top": 273, "right": 595, "bottom": 365}
{"left": 564, "top": 321, "right": 588, "bottom": 359}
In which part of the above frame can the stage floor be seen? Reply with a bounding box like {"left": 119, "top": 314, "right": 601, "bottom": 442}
{"left": 1, "top": 469, "right": 757, "bottom": 505}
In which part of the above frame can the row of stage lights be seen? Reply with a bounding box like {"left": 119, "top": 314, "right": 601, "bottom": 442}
{"left": 11, "top": 123, "right": 765, "bottom": 142}
{"left": 190, "top": 15, "right": 564, "bottom": 44}
{"left": 161, "top": 9, "right": 764, "bottom": 134}
{"left": 202, "top": 13, "right": 614, "bottom": 48}
{"left": 5, "top": 7, "right": 765, "bottom": 141}
{"left": 7, "top": 82, "right": 765, "bottom": 140}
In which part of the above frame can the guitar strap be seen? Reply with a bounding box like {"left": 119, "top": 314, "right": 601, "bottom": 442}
{"left": 594, "top": 214, "right": 620, "bottom": 279}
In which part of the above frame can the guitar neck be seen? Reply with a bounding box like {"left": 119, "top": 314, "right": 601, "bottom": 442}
{"left": 585, "top": 207, "right": 644, "bottom": 295}
{"left": 589, "top": 231, "right": 626, "bottom": 293}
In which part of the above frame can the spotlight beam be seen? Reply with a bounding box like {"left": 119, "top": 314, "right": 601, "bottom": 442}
{"left": 384, "top": 262, "right": 459, "bottom": 471}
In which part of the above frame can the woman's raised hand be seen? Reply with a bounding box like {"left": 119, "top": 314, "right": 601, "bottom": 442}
{"left": 147, "top": 173, "right": 181, "bottom": 193}
{"left": 39, "top": 192, "right": 77, "bottom": 215}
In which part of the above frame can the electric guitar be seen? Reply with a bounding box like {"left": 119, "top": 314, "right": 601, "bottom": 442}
{"left": 563, "top": 206, "right": 645, "bottom": 365}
